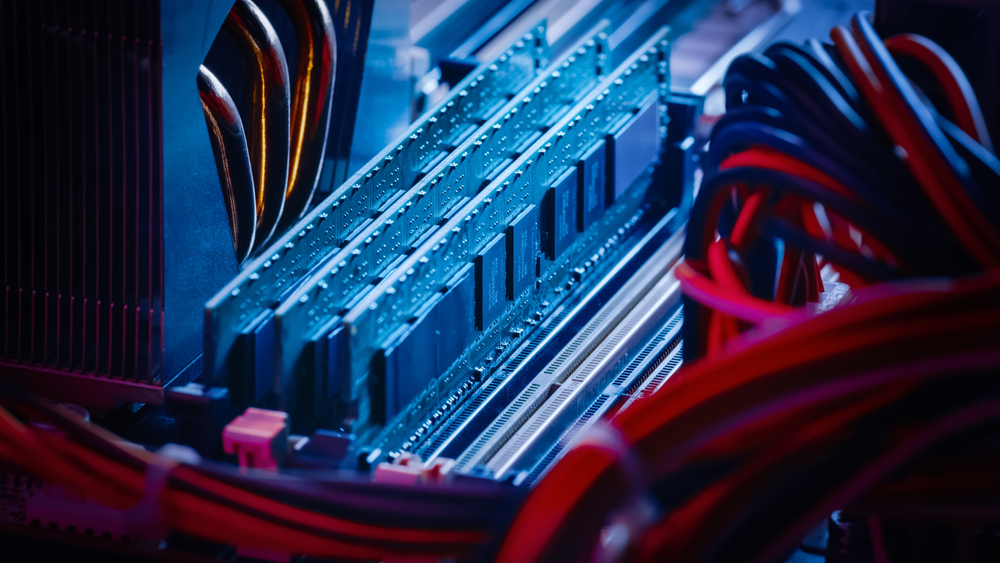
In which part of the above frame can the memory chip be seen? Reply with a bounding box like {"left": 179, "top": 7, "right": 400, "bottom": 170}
{"left": 381, "top": 294, "right": 441, "bottom": 418}
{"left": 577, "top": 139, "right": 607, "bottom": 231}
{"left": 238, "top": 310, "right": 275, "bottom": 403}
{"left": 611, "top": 99, "right": 660, "bottom": 200}
{"left": 303, "top": 319, "right": 343, "bottom": 418}
{"left": 507, "top": 205, "right": 540, "bottom": 300}
{"left": 476, "top": 234, "right": 507, "bottom": 330}
{"left": 436, "top": 264, "right": 475, "bottom": 372}
{"left": 305, "top": 319, "right": 346, "bottom": 419}
{"left": 325, "top": 323, "right": 345, "bottom": 399}
{"left": 542, "top": 167, "right": 578, "bottom": 260}
{"left": 377, "top": 264, "right": 474, "bottom": 420}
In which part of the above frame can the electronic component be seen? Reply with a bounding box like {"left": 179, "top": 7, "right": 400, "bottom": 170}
{"left": 373, "top": 453, "right": 456, "bottom": 485}
{"left": 238, "top": 310, "right": 277, "bottom": 407}
{"left": 323, "top": 323, "right": 346, "bottom": 399}
{"left": 267, "top": 27, "right": 610, "bottom": 426}
{"left": 476, "top": 234, "right": 508, "bottom": 331}
{"left": 541, "top": 167, "right": 579, "bottom": 260}
{"left": 290, "top": 429, "right": 353, "bottom": 468}
{"left": 437, "top": 265, "right": 478, "bottom": 373}
{"left": 506, "top": 205, "right": 541, "bottom": 301}
{"left": 374, "top": 264, "right": 475, "bottom": 422}
{"left": 342, "top": 29, "right": 669, "bottom": 439}
{"left": 222, "top": 407, "right": 290, "bottom": 469}
{"left": 204, "top": 24, "right": 550, "bottom": 404}
{"left": 610, "top": 98, "right": 662, "bottom": 202}
{"left": 375, "top": 307, "right": 439, "bottom": 423}
{"left": 578, "top": 138, "right": 608, "bottom": 231}
{"left": 165, "top": 383, "right": 232, "bottom": 457}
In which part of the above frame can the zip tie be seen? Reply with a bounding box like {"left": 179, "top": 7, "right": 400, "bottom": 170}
{"left": 129, "top": 443, "right": 201, "bottom": 539}
{"left": 574, "top": 421, "right": 646, "bottom": 494}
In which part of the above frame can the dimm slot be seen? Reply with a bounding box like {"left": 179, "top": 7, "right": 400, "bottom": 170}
{"left": 270, "top": 25, "right": 611, "bottom": 414}
{"left": 522, "top": 307, "right": 684, "bottom": 485}
{"left": 373, "top": 196, "right": 660, "bottom": 457}
{"left": 364, "top": 187, "right": 673, "bottom": 458}
{"left": 480, "top": 251, "right": 682, "bottom": 478}
{"left": 417, "top": 210, "right": 681, "bottom": 462}
{"left": 452, "top": 224, "right": 683, "bottom": 473}
{"left": 343, "top": 29, "right": 671, "bottom": 432}
{"left": 615, "top": 344, "right": 684, "bottom": 416}
{"left": 203, "top": 25, "right": 550, "bottom": 393}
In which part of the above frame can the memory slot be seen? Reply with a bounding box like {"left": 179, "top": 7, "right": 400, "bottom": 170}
{"left": 485, "top": 270, "right": 681, "bottom": 479}
{"left": 269, "top": 25, "right": 611, "bottom": 421}
{"left": 612, "top": 340, "right": 684, "bottom": 417}
{"left": 453, "top": 227, "right": 683, "bottom": 474}
{"left": 519, "top": 308, "right": 683, "bottom": 486}
{"left": 370, "top": 196, "right": 658, "bottom": 457}
{"left": 204, "top": 25, "right": 549, "bottom": 402}
{"left": 342, "top": 28, "right": 670, "bottom": 433}
{"left": 414, "top": 210, "right": 681, "bottom": 461}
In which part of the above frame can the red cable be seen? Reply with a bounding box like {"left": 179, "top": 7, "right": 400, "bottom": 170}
{"left": 495, "top": 445, "right": 623, "bottom": 563}
{"left": 619, "top": 294, "right": 1000, "bottom": 451}
{"left": 813, "top": 252, "right": 825, "bottom": 297}
{"left": 677, "top": 261, "right": 794, "bottom": 323}
{"left": 707, "top": 240, "right": 747, "bottom": 292}
{"left": 706, "top": 310, "right": 726, "bottom": 356}
{"left": 2, "top": 412, "right": 486, "bottom": 559}
{"left": 834, "top": 25, "right": 1000, "bottom": 266}
{"left": 721, "top": 146, "right": 860, "bottom": 202}
{"left": 730, "top": 189, "right": 766, "bottom": 249}
{"left": 497, "top": 274, "right": 1000, "bottom": 562}
{"left": 634, "top": 382, "right": 929, "bottom": 563}
{"left": 884, "top": 34, "right": 993, "bottom": 153}
{"left": 718, "top": 148, "right": 902, "bottom": 279}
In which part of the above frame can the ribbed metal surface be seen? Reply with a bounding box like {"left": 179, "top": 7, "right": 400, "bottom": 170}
{"left": 1, "top": 0, "right": 164, "bottom": 383}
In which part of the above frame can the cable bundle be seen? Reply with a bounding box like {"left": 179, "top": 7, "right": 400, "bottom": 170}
{"left": 0, "top": 393, "right": 519, "bottom": 560}
{"left": 496, "top": 12, "right": 1000, "bottom": 563}
{"left": 681, "top": 11, "right": 999, "bottom": 359}
{"left": 498, "top": 273, "right": 1000, "bottom": 562}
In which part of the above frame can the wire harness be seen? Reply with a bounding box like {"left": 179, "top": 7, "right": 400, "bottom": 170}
{"left": 0, "top": 393, "right": 521, "bottom": 560}
{"left": 497, "top": 12, "right": 1000, "bottom": 563}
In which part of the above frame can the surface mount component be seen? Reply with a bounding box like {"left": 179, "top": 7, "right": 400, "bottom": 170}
{"left": 541, "top": 167, "right": 579, "bottom": 261}
{"left": 506, "top": 205, "right": 541, "bottom": 301}
{"left": 610, "top": 98, "right": 661, "bottom": 202}
{"left": 375, "top": 264, "right": 476, "bottom": 421}
{"left": 578, "top": 139, "right": 608, "bottom": 231}
{"left": 476, "top": 234, "right": 509, "bottom": 331}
